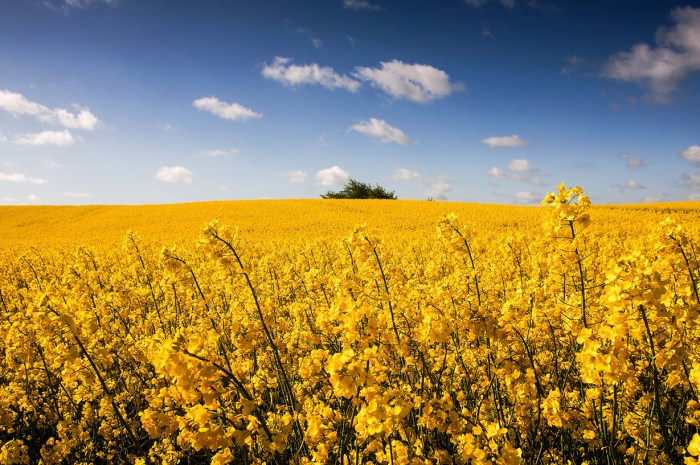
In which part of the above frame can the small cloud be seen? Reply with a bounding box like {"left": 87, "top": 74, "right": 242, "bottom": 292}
{"left": 193, "top": 96, "right": 261, "bottom": 121}
{"left": 0, "top": 196, "right": 17, "bottom": 204}
{"left": 624, "top": 180, "right": 645, "bottom": 189}
{"left": 27, "top": 194, "right": 41, "bottom": 203}
{"left": 602, "top": 7, "right": 700, "bottom": 103}
{"left": 422, "top": 174, "right": 451, "bottom": 200}
{"left": 0, "top": 172, "right": 48, "bottom": 184}
{"left": 64, "top": 192, "right": 91, "bottom": 198}
{"left": 482, "top": 134, "right": 530, "bottom": 148}
{"left": 680, "top": 145, "right": 700, "bottom": 164}
{"left": 44, "top": 0, "right": 118, "bottom": 13}
{"left": 0, "top": 132, "right": 7, "bottom": 142}
{"left": 643, "top": 196, "right": 661, "bottom": 202}
{"left": 43, "top": 160, "right": 62, "bottom": 169}
{"left": 311, "top": 37, "right": 323, "bottom": 49}
{"left": 393, "top": 168, "right": 421, "bottom": 180}
{"left": 199, "top": 148, "right": 239, "bottom": 158}
{"left": 262, "top": 57, "right": 361, "bottom": 92}
{"left": 342, "top": 0, "right": 381, "bottom": 11}
{"left": 350, "top": 118, "right": 412, "bottom": 145}
{"left": 621, "top": 152, "right": 647, "bottom": 168}
{"left": 157, "top": 123, "right": 175, "bottom": 132}
{"left": 155, "top": 166, "right": 194, "bottom": 183}
{"left": 354, "top": 60, "right": 464, "bottom": 103}
{"left": 513, "top": 191, "right": 542, "bottom": 204}
{"left": 284, "top": 170, "right": 308, "bottom": 183}
{"left": 14, "top": 130, "right": 75, "bottom": 146}
{"left": 488, "top": 158, "right": 546, "bottom": 185}
{"left": 481, "top": 25, "right": 494, "bottom": 38}
{"left": 0, "top": 90, "right": 100, "bottom": 130}
{"left": 315, "top": 166, "right": 350, "bottom": 185}
{"left": 561, "top": 55, "right": 585, "bottom": 76}
{"left": 683, "top": 171, "right": 700, "bottom": 191}
{"left": 463, "top": 0, "right": 515, "bottom": 9}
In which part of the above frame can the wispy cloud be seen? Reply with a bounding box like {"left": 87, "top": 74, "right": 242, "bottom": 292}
{"left": 193, "top": 96, "right": 261, "bottom": 121}
{"left": 683, "top": 171, "right": 700, "bottom": 191}
{"left": 463, "top": 0, "right": 515, "bottom": 9}
{"left": 481, "top": 134, "right": 530, "bottom": 148}
{"left": 14, "top": 130, "right": 75, "bottom": 146}
{"left": 561, "top": 55, "right": 585, "bottom": 76}
{"left": 0, "top": 90, "right": 100, "bottom": 130}
{"left": 44, "top": 0, "right": 118, "bottom": 14}
{"left": 262, "top": 57, "right": 361, "bottom": 92}
{"left": 342, "top": 0, "right": 381, "bottom": 11}
{"left": 355, "top": 60, "right": 463, "bottom": 103}
{"left": 602, "top": 7, "right": 700, "bottom": 103}
{"left": 393, "top": 168, "right": 421, "bottom": 181}
{"left": 155, "top": 166, "right": 194, "bottom": 183}
{"left": 350, "top": 118, "right": 412, "bottom": 145}
{"left": 315, "top": 166, "right": 350, "bottom": 185}
{"left": 621, "top": 152, "right": 647, "bottom": 168}
{"left": 284, "top": 170, "right": 308, "bottom": 183}
{"left": 0, "top": 172, "right": 48, "bottom": 184}
{"left": 488, "top": 158, "right": 546, "bottom": 185}
{"left": 199, "top": 148, "right": 239, "bottom": 158}
{"left": 513, "top": 191, "right": 542, "bottom": 204}
{"left": 681, "top": 145, "right": 700, "bottom": 164}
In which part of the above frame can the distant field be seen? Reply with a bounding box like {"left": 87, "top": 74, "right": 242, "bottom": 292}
{"left": 2, "top": 191, "right": 700, "bottom": 464}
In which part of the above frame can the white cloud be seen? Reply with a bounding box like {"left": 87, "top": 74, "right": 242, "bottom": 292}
{"left": 621, "top": 152, "right": 646, "bottom": 168}
{"left": 350, "top": 118, "right": 412, "bottom": 145}
{"left": 513, "top": 191, "right": 542, "bottom": 204}
{"left": 643, "top": 196, "right": 661, "bottom": 202}
{"left": 354, "top": 60, "right": 463, "bottom": 103}
{"left": 561, "top": 55, "right": 585, "bottom": 76}
{"left": 64, "top": 192, "right": 91, "bottom": 198}
{"left": 157, "top": 123, "right": 175, "bottom": 132}
{"left": 199, "top": 148, "right": 239, "bottom": 158}
{"left": 422, "top": 174, "right": 451, "bottom": 200}
{"left": 284, "top": 170, "right": 308, "bottom": 183}
{"left": 508, "top": 158, "right": 535, "bottom": 172}
{"left": 27, "top": 194, "right": 41, "bottom": 203}
{"left": 155, "top": 166, "right": 194, "bottom": 183}
{"left": 488, "top": 159, "right": 546, "bottom": 185}
{"left": 262, "top": 57, "right": 361, "bottom": 92}
{"left": 0, "top": 172, "right": 48, "bottom": 184}
{"left": 343, "top": 0, "right": 381, "bottom": 11}
{"left": 481, "top": 134, "right": 530, "bottom": 148}
{"left": 0, "top": 90, "right": 99, "bottom": 130}
{"left": 624, "top": 180, "right": 645, "bottom": 189}
{"left": 0, "top": 196, "right": 16, "bottom": 204}
{"left": 0, "top": 132, "right": 7, "bottom": 142}
{"left": 45, "top": 0, "right": 117, "bottom": 12}
{"left": 681, "top": 145, "right": 700, "bottom": 164}
{"left": 463, "top": 0, "right": 515, "bottom": 8}
{"left": 602, "top": 7, "right": 700, "bottom": 103}
{"left": 14, "top": 130, "right": 75, "bottom": 146}
{"left": 683, "top": 171, "right": 700, "bottom": 190}
{"left": 393, "top": 168, "right": 421, "bottom": 181}
{"left": 193, "top": 96, "right": 261, "bottom": 121}
{"left": 315, "top": 166, "right": 350, "bottom": 186}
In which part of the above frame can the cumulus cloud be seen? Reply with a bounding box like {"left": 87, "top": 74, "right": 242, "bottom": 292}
{"left": 262, "top": 57, "right": 361, "bottom": 92}
{"left": 350, "top": 118, "right": 412, "bottom": 145}
{"left": 343, "top": 0, "right": 381, "bottom": 11}
{"left": 488, "top": 158, "right": 546, "bottom": 185}
{"left": 602, "top": 7, "right": 700, "bottom": 103}
{"left": 0, "top": 90, "right": 99, "bottom": 130}
{"left": 621, "top": 152, "right": 647, "bottom": 168}
{"left": 155, "top": 166, "right": 194, "bottom": 183}
{"left": 193, "top": 96, "right": 261, "bottom": 121}
{"left": 284, "top": 170, "right": 308, "bottom": 183}
{"left": 624, "top": 180, "right": 645, "bottom": 189}
{"left": 14, "top": 130, "right": 75, "bottom": 146}
{"left": 0, "top": 172, "right": 48, "bottom": 184}
{"left": 513, "top": 191, "right": 542, "bottom": 204}
{"left": 354, "top": 60, "right": 463, "bottom": 103}
{"left": 315, "top": 166, "right": 350, "bottom": 185}
{"left": 393, "top": 168, "right": 421, "bottom": 181}
{"left": 681, "top": 145, "right": 700, "bottom": 164}
{"left": 481, "top": 134, "right": 530, "bottom": 148}
{"left": 199, "top": 148, "right": 239, "bottom": 158}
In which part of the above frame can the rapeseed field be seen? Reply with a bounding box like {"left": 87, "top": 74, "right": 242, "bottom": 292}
{"left": 1, "top": 184, "right": 700, "bottom": 464}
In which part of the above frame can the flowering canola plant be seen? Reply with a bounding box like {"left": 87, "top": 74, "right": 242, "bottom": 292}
{"left": 1, "top": 184, "right": 700, "bottom": 464}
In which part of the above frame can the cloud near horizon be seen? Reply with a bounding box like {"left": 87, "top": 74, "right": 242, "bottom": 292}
{"left": 315, "top": 166, "right": 350, "bottom": 185}
{"left": 193, "top": 96, "right": 261, "bottom": 121}
{"left": 0, "top": 172, "right": 48, "bottom": 184}
{"left": 350, "top": 118, "right": 412, "bottom": 145}
{"left": 155, "top": 166, "right": 194, "bottom": 183}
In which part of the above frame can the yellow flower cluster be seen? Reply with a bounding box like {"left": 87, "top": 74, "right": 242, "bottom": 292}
{"left": 1, "top": 184, "right": 700, "bottom": 464}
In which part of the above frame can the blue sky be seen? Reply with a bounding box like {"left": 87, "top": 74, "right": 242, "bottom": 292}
{"left": 1, "top": 0, "right": 700, "bottom": 205}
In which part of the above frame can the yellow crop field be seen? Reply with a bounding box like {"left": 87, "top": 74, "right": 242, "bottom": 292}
{"left": 2, "top": 184, "right": 700, "bottom": 464}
